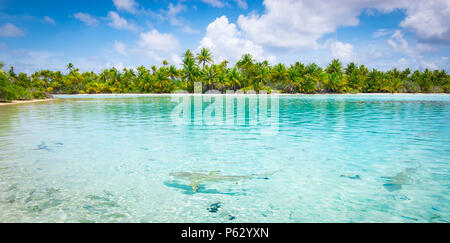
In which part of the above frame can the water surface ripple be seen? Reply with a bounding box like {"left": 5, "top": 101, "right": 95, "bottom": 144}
{"left": 0, "top": 94, "right": 448, "bottom": 222}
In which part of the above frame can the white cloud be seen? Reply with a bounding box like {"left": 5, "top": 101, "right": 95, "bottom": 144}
{"left": 108, "top": 29, "right": 182, "bottom": 66}
{"left": 162, "top": 2, "right": 199, "bottom": 34}
{"left": 329, "top": 41, "right": 356, "bottom": 63}
{"left": 421, "top": 61, "right": 439, "bottom": 70}
{"left": 138, "top": 29, "right": 180, "bottom": 52}
{"left": 0, "top": 50, "right": 62, "bottom": 73}
{"left": 201, "top": 0, "right": 225, "bottom": 8}
{"left": 74, "top": 12, "right": 99, "bottom": 26}
{"left": 395, "top": 56, "right": 442, "bottom": 71}
{"left": 167, "top": 2, "right": 186, "bottom": 26}
{"left": 399, "top": 0, "right": 450, "bottom": 43}
{"left": 113, "top": 0, "right": 139, "bottom": 14}
{"left": 237, "top": 0, "right": 363, "bottom": 50}
{"left": 0, "top": 23, "right": 25, "bottom": 37}
{"left": 182, "top": 26, "right": 200, "bottom": 34}
{"left": 233, "top": 0, "right": 248, "bottom": 9}
{"left": 235, "top": 0, "right": 450, "bottom": 50}
{"left": 107, "top": 11, "right": 137, "bottom": 31}
{"left": 201, "top": 0, "right": 247, "bottom": 9}
{"left": 114, "top": 41, "right": 127, "bottom": 56}
{"left": 197, "top": 16, "right": 275, "bottom": 64}
{"left": 388, "top": 30, "right": 434, "bottom": 56}
{"left": 170, "top": 53, "right": 182, "bottom": 67}
{"left": 44, "top": 16, "right": 56, "bottom": 25}
{"left": 372, "top": 29, "right": 391, "bottom": 38}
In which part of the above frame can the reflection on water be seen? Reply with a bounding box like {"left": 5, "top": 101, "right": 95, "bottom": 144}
{"left": 0, "top": 94, "right": 449, "bottom": 222}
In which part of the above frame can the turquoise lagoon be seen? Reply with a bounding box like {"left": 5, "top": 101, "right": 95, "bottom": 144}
{"left": 0, "top": 94, "right": 448, "bottom": 222}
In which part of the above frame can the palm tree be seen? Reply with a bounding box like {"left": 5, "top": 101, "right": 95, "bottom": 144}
{"left": 228, "top": 67, "right": 241, "bottom": 91}
{"left": 270, "top": 63, "right": 288, "bottom": 90}
{"left": 216, "top": 68, "right": 228, "bottom": 93}
{"left": 389, "top": 77, "right": 403, "bottom": 93}
{"left": 182, "top": 57, "right": 200, "bottom": 92}
{"left": 306, "top": 63, "right": 320, "bottom": 75}
{"left": 66, "top": 63, "right": 74, "bottom": 72}
{"left": 106, "top": 67, "right": 121, "bottom": 90}
{"left": 347, "top": 71, "right": 361, "bottom": 92}
{"left": 345, "top": 63, "right": 363, "bottom": 92}
{"left": 2, "top": 48, "right": 449, "bottom": 96}
{"left": 183, "top": 49, "right": 195, "bottom": 64}
{"left": 196, "top": 48, "right": 213, "bottom": 69}
{"left": 359, "top": 65, "right": 369, "bottom": 76}
{"left": 253, "top": 63, "right": 270, "bottom": 91}
{"left": 391, "top": 68, "right": 400, "bottom": 79}
{"left": 168, "top": 65, "right": 179, "bottom": 80}
{"left": 303, "top": 63, "right": 322, "bottom": 93}
{"left": 237, "top": 54, "right": 253, "bottom": 69}
{"left": 140, "top": 72, "right": 153, "bottom": 93}
{"left": 324, "top": 59, "right": 346, "bottom": 92}
{"left": 400, "top": 68, "right": 411, "bottom": 80}
{"left": 345, "top": 62, "right": 357, "bottom": 75}
{"left": 419, "top": 69, "right": 433, "bottom": 92}
{"left": 302, "top": 75, "right": 317, "bottom": 93}
{"left": 202, "top": 65, "right": 218, "bottom": 90}
{"left": 365, "top": 69, "right": 382, "bottom": 92}
{"left": 8, "top": 66, "right": 16, "bottom": 79}
{"left": 122, "top": 68, "right": 137, "bottom": 92}
{"left": 326, "top": 72, "right": 346, "bottom": 93}
{"left": 236, "top": 54, "right": 254, "bottom": 87}
{"left": 326, "top": 59, "right": 343, "bottom": 74}
{"left": 286, "top": 65, "right": 301, "bottom": 93}
{"left": 219, "top": 60, "right": 229, "bottom": 69}
{"left": 154, "top": 68, "right": 172, "bottom": 93}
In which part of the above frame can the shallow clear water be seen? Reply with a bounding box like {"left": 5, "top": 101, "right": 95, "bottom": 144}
{"left": 0, "top": 94, "right": 449, "bottom": 222}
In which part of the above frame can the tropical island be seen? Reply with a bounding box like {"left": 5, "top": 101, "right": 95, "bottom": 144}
{"left": 1, "top": 48, "right": 449, "bottom": 102}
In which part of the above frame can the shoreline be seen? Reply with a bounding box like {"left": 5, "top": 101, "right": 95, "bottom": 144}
{"left": 1, "top": 93, "right": 447, "bottom": 105}
{"left": 0, "top": 98, "right": 54, "bottom": 106}
{"left": 53, "top": 93, "right": 450, "bottom": 97}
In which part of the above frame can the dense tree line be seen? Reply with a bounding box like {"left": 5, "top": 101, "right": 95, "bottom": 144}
{"left": 0, "top": 62, "right": 51, "bottom": 101}
{"left": 1, "top": 48, "right": 449, "bottom": 101}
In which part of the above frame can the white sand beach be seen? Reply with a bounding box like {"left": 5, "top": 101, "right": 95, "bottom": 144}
{"left": 0, "top": 99, "right": 54, "bottom": 106}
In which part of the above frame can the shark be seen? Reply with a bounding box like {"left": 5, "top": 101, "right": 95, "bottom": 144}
{"left": 35, "top": 142, "right": 50, "bottom": 151}
{"left": 170, "top": 170, "right": 279, "bottom": 192}
{"left": 382, "top": 162, "right": 421, "bottom": 192}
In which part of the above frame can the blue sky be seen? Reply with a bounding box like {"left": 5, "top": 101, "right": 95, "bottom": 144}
{"left": 0, "top": 0, "right": 449, "bottom": 73}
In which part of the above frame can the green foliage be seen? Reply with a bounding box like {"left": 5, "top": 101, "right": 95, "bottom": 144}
{"left": 0, "top": 72, "right": 35, "bottom": 101}
{"left": 302, "top": 75, "right": 318, "bottom": 93}
{"left": 1, "top": 49, "right": 448, "bottom": 99}
{"left": 196, "top": 48, "right": 213, "bottom": 68}
{"left": 325, "top": 59, "right": 343, "bottom": 74}
{"left": 0, "top": 72, "right": 16, "bottom": 101}
{"left": 444, "top": 84, "right": 450, "bottom": 93}
{"left": 403, "top": 81, "right": 421, "bottom": 93}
